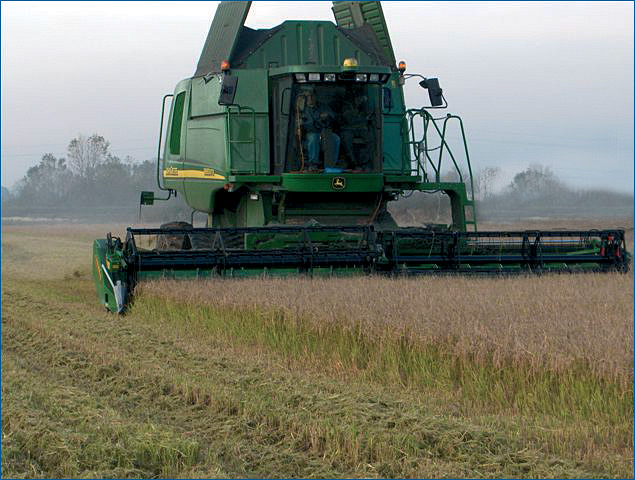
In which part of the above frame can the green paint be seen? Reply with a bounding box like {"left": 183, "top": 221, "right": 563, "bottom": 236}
{"left": 149, "top": 10, "right": 475, "bottom": 230}
{"left": 92, "top": 240, "right": 127, "bottom": 313}
{"left": 281, "top": 173, "right": 383, "bottom": 193}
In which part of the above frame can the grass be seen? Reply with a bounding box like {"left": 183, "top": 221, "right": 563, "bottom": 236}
{"left": 1, "top": 221, "right": 633, "bottom": 478}
{"left": 138, "top": 274, "right": 633, "bottom": 386}
{"left": 2, "top": 353, "right": 201, "bottom": 478}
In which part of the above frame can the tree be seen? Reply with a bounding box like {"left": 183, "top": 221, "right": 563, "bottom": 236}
{"left": 474, "top": 166, "right": 501, "bottom": 200}
{"left": 508, "top": 164, "right": 562, "bottom": 201}
{"left": 67, "top": 134, "right": 111, "bottom": 179}
{"left": 14, "top": 153, "right": 71, "bottom": 205}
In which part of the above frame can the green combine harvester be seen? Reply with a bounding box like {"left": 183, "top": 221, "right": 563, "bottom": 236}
{"left": 93, "top": 1, "right": 629, "bottom": 313}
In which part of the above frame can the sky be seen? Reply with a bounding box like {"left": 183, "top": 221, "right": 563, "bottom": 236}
{"left": 1, "top": 1, "right": 633, "bottom": 192}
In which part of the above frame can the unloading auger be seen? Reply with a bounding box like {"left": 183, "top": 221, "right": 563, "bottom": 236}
{"left": 93, "top": 1, "right": 629, "bottom": 313}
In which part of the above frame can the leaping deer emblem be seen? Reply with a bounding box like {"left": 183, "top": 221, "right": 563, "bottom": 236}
{"left": 332, "top": 177, "right": 346, "bottom": 190}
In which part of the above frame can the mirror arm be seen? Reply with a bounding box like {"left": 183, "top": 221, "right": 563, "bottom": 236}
{"left": 403, "top": 73, "right": 448, "bottom": 109}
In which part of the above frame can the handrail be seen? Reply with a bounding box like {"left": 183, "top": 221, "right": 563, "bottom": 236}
{"left": 404, "top": 108, "right": 478, "bottom": 231}
{"left": 440, "top": 115, "right": 475, "bottom": 205}
{"left": 434, "top": 115, "right": 463, "bottom": 183}
{"left": 407, "top": 111, "right": 431, "bottom": 180}
{"left": 404, "top": 109, "right": 474, "bottom": 194}
{"left": 156, "top": 94, "right": 174, "bottom": 196}
{"left": 226, "top": 105, "right": 257, "bottom": 174}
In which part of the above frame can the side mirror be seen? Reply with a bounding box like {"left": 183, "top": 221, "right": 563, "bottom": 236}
{"left": 140, "top": 191, "right": 155, "bottom": 206}
{"left": 218, "top": 75, "right": 238, "bottom": 105}
{"left": 419, "top": 78, "right": 444, "bottom": 107}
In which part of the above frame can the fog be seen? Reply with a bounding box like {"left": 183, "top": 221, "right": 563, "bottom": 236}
{"left": 1, "top": 1, "right": 633, "bottom": 192}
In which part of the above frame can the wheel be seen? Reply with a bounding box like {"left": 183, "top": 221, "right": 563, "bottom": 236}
{"left": 156, "top": 221, "right": 192, "bottom": 250}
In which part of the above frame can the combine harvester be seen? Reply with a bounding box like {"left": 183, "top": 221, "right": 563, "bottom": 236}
{"left": 93, "top": 1, "right": 629, "bottom": 313}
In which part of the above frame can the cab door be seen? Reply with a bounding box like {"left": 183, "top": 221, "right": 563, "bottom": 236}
{"left": 161, "top": 82, "right": 189, "bottom": 193}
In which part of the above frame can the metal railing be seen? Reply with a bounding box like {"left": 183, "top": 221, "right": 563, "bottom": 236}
{"left": 405, "top": 109, "right": 475, "bottom": 195}
{"left": 405, "top": 108, "right": 478, "bottom": 231}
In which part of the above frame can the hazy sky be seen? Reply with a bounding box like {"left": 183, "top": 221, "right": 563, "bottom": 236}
{"left": 1, "top": 1, "right": 633, "bottom": 192}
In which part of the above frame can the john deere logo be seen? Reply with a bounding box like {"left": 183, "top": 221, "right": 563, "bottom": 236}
{"left": 332, "top": 176, "right": 346, "bottom": 190}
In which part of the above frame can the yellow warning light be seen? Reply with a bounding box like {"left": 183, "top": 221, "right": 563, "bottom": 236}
{"left": 342, "top": 58, "right": 359, "bottom": 69}
{"left": 221, "top": 60, "right": 231, "bottom": 71}
{"left": 398, "top": 60, "right": 407, "bottom": 74}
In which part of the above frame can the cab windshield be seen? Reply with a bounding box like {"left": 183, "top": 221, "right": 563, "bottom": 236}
{"left": 285, "top": 83, "right": 381, "bottom": 173}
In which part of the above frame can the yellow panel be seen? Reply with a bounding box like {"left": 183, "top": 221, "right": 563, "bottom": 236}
{"left": 163, "top": 168, "right": 226, "bottom": 180}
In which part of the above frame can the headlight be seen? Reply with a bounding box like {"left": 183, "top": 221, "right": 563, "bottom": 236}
{"left": 308, "top": 73, "right": 320, "bottom": 82}
{"left": 355, "top": 73, "right": 367, "bottom": 82}
{"left": 295, "top": 73, "right": 307, "bottom": 83}
{"left": 324, "top": 73, "right": 336, "bottom": 82}
{"left": 369, "top": 73, "right": 379, "bottom": 82}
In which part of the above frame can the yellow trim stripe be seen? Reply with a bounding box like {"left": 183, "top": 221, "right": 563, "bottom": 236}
{"left": 95, "top": 255, "right": 102, "bottom": 281}
{"left": 163, "top": 167, "right": 225, "bottom": 180}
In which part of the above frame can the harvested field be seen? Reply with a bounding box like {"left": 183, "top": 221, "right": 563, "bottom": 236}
{"left": 1, "top": 221, "right": 633, "bottom": 478}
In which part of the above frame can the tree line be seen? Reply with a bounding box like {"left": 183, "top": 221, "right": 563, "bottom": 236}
{"left": 477, "top": 165, "right": 633, "bottom": 219}
{"left": 2, "top": 134, "right": 190, "bottom": 221}
{"left": 3, "top": 135, "right": 632, "bottom": 223}
{"left": 391, "top": 164, "right": 633, "bottom": 224}
{"left": 5, "top": 135, "right": 155, "bottom": 208}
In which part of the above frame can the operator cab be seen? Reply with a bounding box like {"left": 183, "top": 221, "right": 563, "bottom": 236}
{"left": 272, "top": 66, "right": 389, "bottom": 175}
{"left": 286, "top": 81, "right": 381, "bottom": 173}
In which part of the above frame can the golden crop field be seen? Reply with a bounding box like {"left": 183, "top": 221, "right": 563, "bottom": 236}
{"left": 1, "top": 220, "right": 633, "bottom": 478}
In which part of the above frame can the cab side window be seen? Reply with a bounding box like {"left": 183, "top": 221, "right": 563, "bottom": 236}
{"left": 169, "top": 92, "right": 186, "bottom": 155}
